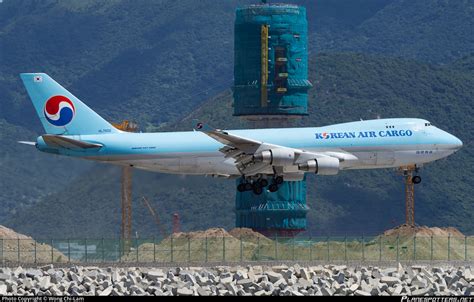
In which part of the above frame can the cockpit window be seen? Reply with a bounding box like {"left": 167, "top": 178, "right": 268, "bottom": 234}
{"left": 424, "top": 123, "right": 432, "bottom": 126}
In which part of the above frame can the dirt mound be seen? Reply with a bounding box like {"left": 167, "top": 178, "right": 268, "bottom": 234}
{"left": 0, "top": 225, "right": 31, "bottom": 239}
{"left": 170, "top": 228, "right": 234, "bottom": 239}
{"left": 229, "top": 228, "right": 268, "bottom": 240}
{"left": 0, "top": 225, "right": 68, "bottom": 263}
{"left": 382, "top": 224, "right": 465, "bottom": 237}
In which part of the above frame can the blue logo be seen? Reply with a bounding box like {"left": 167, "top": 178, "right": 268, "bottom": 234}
{"left": 315, "top": 130, "right": 413, "bottom": 140}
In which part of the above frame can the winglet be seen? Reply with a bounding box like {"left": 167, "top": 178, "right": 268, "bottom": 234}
{"left": 192, "top": 119, "right": 216, "bottom": 132}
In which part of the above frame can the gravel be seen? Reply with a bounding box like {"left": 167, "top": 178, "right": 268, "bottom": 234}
{"left": 0, "top": 264, "right": 471, "bottom": 296}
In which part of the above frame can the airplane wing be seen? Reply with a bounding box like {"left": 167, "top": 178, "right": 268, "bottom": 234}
{"left": 193, "top": 121, "right": 350, "bottom": 176}
{"left": 42, "top": 135, "right": 103, "bottom": 150}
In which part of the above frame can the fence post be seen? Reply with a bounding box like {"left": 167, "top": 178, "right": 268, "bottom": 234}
{"left": 223, "top": 235, "right": 226, "bottom": 263}
{"left": 344, "top": 237, "right": 347, "bottom": 262}
{"left": 187, "top": 237, "right": 191, "bottom": 262}
{"left": 102, "top": 238, "right": 105, "bottom": 263}
{"left": 84, "top": 239, "right": 87, "bottom": 263}
{"left": 379, "top": 236, "right": 382, "bottom": 262}
{"left": 205, "top": 236, "right": 208, "bottom": 263}
{"left": 292, "top": 237, "right": 295, "bottom": 261}
{"left": 362, "top": 236, "right": 365, "bottom": 262}
{"left": 275, "top": 236, "right": 278, "bottom": 261}
{"left": 396, "top": 235, "right": 399, "bottom": 262}
{"left": 257, "top": 236, "right": 260, "bottom": 261}
{"left": 170, "top": 235, "right": 174, "bottom": 263}
{"left": 448, "top": 234, "right": 451, "bottom": 261}
{"left": 34, "top": 239, "right": 37, "bottom": 264}
{"left": 118, "top": 238, "right": 122, "bottom": 262}
{"left": 51, "top": 239, "right": 55, "bottom": 263}
{"left": 309, "top": 238, "right": 312, "bottom": 262}
{"left": 67, "top": 239, "right": 70, "bottom": 263}
{"left": 240, "top": 235, "right": 243, "bottom": 262}
{"left": 326, "top": 237, "right": 330, "bottom": 261}
{"left": 413, "top": 235, "right": 416, "bottom": 261}
{"left": 465, "top": 236, "right": 468, "bottom": 261}
{"left": 0, "top": 238, "right": 3, "bottom": 265}
{"left": 136, "top": 237, "right": 139, "bottom": 263}
{"left": 17, "top": 238, "right": 20, "bottom": 263}
{"left": 153, "top": 236, "right": 156, "bottom": 263}
{"left": 430, "top": 235, "right": 433, "bottom": 262}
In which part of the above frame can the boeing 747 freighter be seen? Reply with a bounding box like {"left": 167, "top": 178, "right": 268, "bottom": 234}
{"left": 20, "top": 73, "right": 462, "bottom": 194}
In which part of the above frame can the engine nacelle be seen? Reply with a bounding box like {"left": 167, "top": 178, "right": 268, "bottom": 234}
{"left": 298, "top": 157, "right": 340, "bottom": 175}
{"left": 254, "top": 148, "right": 295, "bottom": 166}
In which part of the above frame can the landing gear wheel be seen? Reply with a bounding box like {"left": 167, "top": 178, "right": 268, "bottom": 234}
{"left": 252, "top": 185, "right": 263, "bottom": 195}
{"left": 237, "top": 183, "right": 246, "bottom": 192}
{"left": 258, "top": 179, "right": 269, "bottom": 188}
{"left": 412, "top": 175, "right": 422, "bottom": 184}
{"left": 268, "top": 184, "right": 279, "bottom": 193}
{"left": 244, "top": 183, "right": 253, "bottom": 191}
{"left": 275, "top": 176, "right": 284, "bottom": 185}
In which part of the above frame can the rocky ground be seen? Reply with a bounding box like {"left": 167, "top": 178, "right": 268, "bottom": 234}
{"left": 0, "top": 264, "right": 472, "bottom": 296}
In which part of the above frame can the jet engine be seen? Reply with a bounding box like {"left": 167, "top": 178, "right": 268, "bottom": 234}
{"left": 298, "top": 157, "right": 340, "bottom": 175}
{"left": 253, "top": 148, "right": 295, "bottom": 166}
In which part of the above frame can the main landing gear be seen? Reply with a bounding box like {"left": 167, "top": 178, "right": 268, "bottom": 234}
{"left": 237, "top": 176, "right": 284, "bottom": 195}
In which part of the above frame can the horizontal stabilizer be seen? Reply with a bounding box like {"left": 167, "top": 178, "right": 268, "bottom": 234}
{"left": 18, "top": 141, "right": 36, "bottom": 146}
{"left": 42, "top": 135, "right": 102, "bottom": 150}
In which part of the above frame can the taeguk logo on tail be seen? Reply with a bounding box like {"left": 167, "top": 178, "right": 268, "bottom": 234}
{"left": 43, "top": 95, "right": 75, "bottom": 126}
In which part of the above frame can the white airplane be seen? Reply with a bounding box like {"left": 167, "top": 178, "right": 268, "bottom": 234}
{"left": 20, "top": 73, "right": 463, "bottom": 194}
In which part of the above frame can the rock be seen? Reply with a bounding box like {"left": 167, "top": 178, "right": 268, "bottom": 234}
{"left": 266, "top": 272, "right": 283, "bottom": 283}
{"left": 220, "top": 276, "right": 233, "bottom": 284}
{"left": 412, "top": 276, "right": 428, "bottom": 288}
{"left": 272, "top": 266, "right": 288, "bottom": 273}
{"left": 26, "top": 269, "right": 42, "bottom": 279}
{"left": 197, "top": 287, "right": 211, "bottom": 296}
{"left": 412, "top": 287, "right": 431, "bottom": 296}
{"left": 39, "top": 276, "right": 52, "bottom": 290}
{"left": 372, "top": 269, "right": 382, "bottom": 279}
{"left": 147, "top": 270, "right": 165, "bottom": 281}
{"left": 336, "top": 272, "right": 345, "bottom": 284}
{"left": 300, "top": 268, "right": 311, "bottom": 281}
{"left": 321, "top": 287, "right": 334, "bottom": 296}
{"left": 381, "top": 276, "right": 401, "bottom": 286}
{"left": 237, "top": 278, "right": 253, "bottom": 288}
{"left": 0, "top": 284, "right": 7, "bottom": 295}
{"left": 382, "top": 268, "right": 397, "bottom": 276}
{"left": 254, "top": 290, "right": 268, "bottom": 296}
{"left": 177, "top": 287, "right": 194, "bottom": 296}
{"left": 355, "top": 290, "right": 371, "bottom": 296}
{"left": 0, "top": 273, "right": 11, "bottom": 281}
{"left": 349, "top": 284, "right": 359, "bottom": 292}
{"left": 99, "top": 287, "right": 113, "bottom": 296}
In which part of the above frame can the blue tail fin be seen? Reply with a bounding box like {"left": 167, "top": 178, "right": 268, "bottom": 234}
{"left": 20, "top": 73, "right": 119, "bottom": 135}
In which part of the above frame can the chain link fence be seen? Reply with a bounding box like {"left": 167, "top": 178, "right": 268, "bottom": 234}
{"left": 0, "top": 235, "right": 472, "bottom": 264}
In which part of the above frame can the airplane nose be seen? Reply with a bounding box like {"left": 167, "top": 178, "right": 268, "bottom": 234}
{"left": 446, "top": 133, "right": 463, "bottom": 150}
{"left": 454, "top": 136, "right": 463, "bottom": 150}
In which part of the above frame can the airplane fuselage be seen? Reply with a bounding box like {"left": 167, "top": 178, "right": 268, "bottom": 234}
{"left": 36, "top": 118, "right": 462, "bottom": 179}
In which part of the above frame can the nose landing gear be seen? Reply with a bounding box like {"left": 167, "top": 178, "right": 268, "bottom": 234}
{"left": 412, "top": 175, "right": 422, "bottom": 184}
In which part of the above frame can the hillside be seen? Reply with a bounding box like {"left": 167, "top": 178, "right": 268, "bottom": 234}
{"left": 333, "top": 0, "right": 474, "bottom": 63}
{"left": 5, "top": 52, "right": 473, "bottom": 238}
{"left": 1, "top": 0, "right": 473, "bottom": 132}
